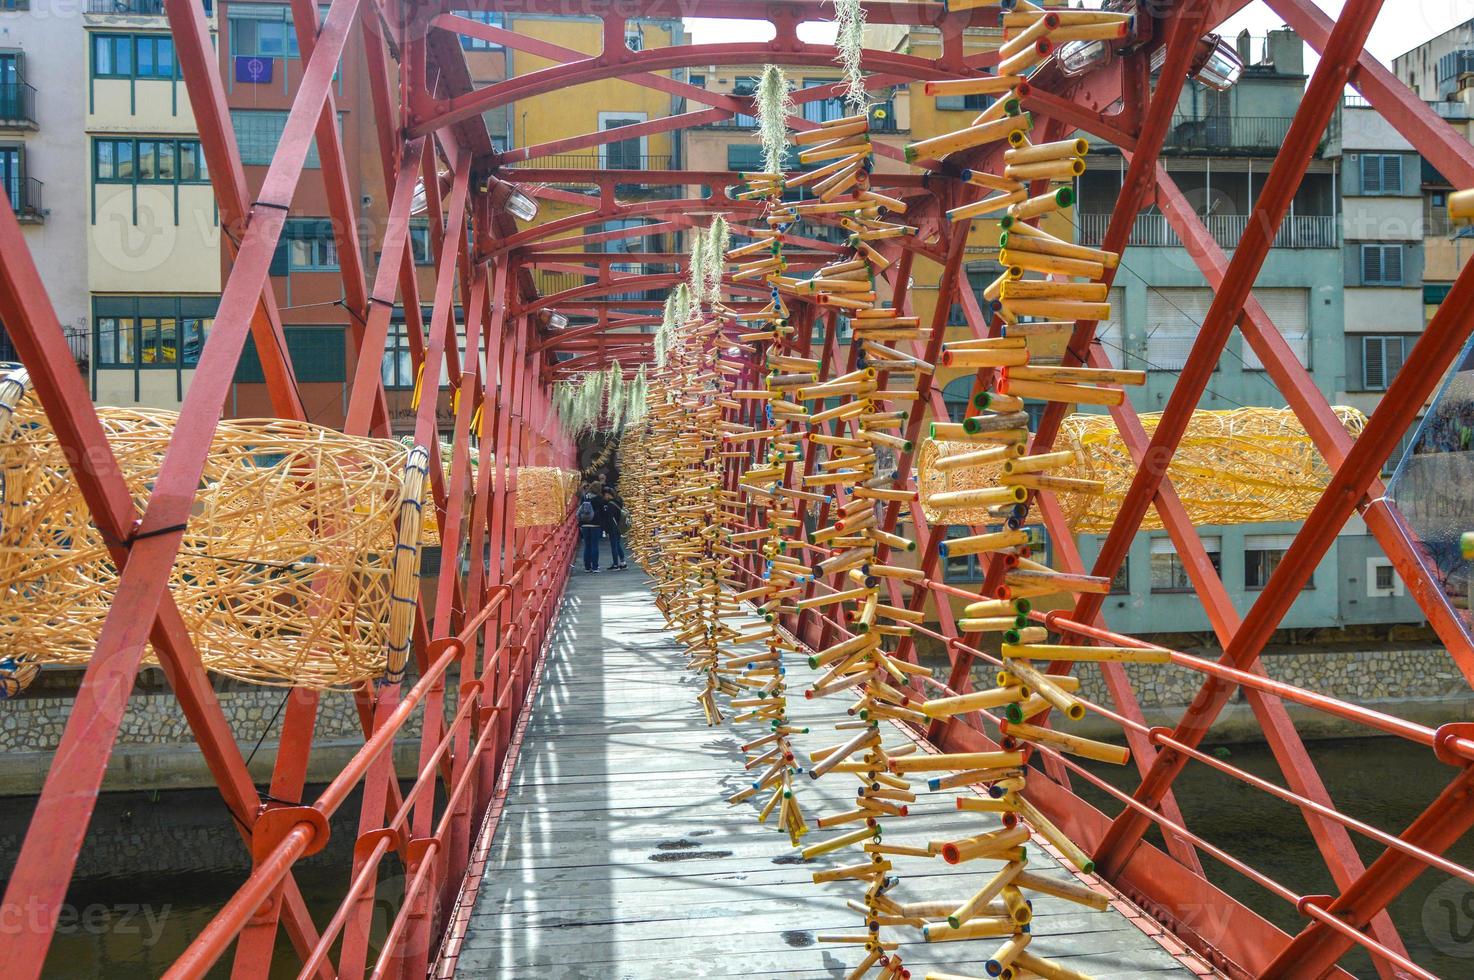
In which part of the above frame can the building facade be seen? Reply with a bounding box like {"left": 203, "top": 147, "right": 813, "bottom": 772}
{"left": 1056, "top": 30, "right": 1427, "bottom": 638}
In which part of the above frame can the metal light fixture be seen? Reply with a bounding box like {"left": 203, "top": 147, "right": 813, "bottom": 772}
{"left": 484, "top": 175, "right": 540, "bottom": 222}
{"left": 547, "top": 311, "right": 569, "bottom": 330}
{"left": 1057, "top": 38, "right": 1116, "bottom": 78}
{"left": 1149, "top": 33, "right": 1245, "bottom": 91}
{"left": 410, "top": 179, "right": 427, "bottom": 216}
{"left": 505, "top": 186, "right": 539, "bottom": 222}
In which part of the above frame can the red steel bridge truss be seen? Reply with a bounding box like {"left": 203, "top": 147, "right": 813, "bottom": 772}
{"left": 0, "top": 0, "right": 1472, "bottom": 978}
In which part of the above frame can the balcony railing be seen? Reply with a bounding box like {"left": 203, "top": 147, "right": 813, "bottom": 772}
{"left": 522, "top": 153, "right": 680, "bottom": 196}
{"left": 527, "top": 153, "right": 672, "bottom": 171}
{"left": 0, "top": 82, "right": 37, "bottom": 129}
{"left": 9, "top": 176, "right": 43, "bottom": 223}
{"left": 86, "top": 0, "right": 165, "bottom": 12}
{"left": 1076, "top": 211, "right": 1338, "bottom": 250}
{"left": 702, "top": 107, "right": 900, "bottom": 133}
{"left": 0, "top": 323, "right": 87, "bottom": 372}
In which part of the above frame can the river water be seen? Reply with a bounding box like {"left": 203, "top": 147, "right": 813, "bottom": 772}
{"left": 0, "top": 738, "right": 1469, "bottom": 977}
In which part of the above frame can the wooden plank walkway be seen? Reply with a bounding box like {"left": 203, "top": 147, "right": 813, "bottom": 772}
{"left": 454, "top": 571, "right": 1203, "bottom": 979}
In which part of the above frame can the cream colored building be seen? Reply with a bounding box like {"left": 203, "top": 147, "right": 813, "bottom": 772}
{"left": 85, "top": 5, "right": 219, "bottom": 407}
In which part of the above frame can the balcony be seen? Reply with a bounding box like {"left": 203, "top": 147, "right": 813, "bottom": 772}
{"left": 1118, "top": 114, "right": 1332, "bottom": 154}
{"left": 0, "top": 82, "right": 37, "bottom": 131}
{"left": 521, "top": 153, "right": 678, "bottom": 197}
{"left": 1076, "top": 211, "right": 1337, "bottom": 250}
{"left": 701, "top": 108, "right": 901, "bottom": 133}
{"left": 0, "top": 322, "right": 87, "bottom": 372}
{"left": 10, "top": 176, "right": 43, "bottom": 224}
{"left": 86, "top": 0, "right": 163, "bottom": 12}
{"left": 532, "top": 269, "right": 666, "bottom": 303}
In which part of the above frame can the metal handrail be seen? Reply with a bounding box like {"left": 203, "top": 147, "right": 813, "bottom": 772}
{"left": 162, "top": 516, "right": 578, "bottom": 978}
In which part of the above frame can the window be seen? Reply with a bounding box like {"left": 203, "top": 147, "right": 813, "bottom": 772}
{"left": 380, "top": 307, "right": 462, "bottom": 390}
{"left": 275, "top": 218, "right": 339, "bottom": 272}
{"left": 93, "top": 296, "right": 218, "bottom": 369}
{"left": 948, "top": 263, "right": 999, "bottom": 326}
{"left": 236, "top": 326, "right": 346, "bottom": 384}
{"left": 944, "top": 525, "right": 986, "bottom": 583}
{"left": 802, "top": 79, "right": 847, "bottom": 124}
{"left": 1362, "top": 244, "right": 1404, "bottom": 285}
{"left": 598, "top": 112, "right": 646, "bottom": 171}
{"left": 92, "top": 34, "right": 175, "bottom": 79}
{"left": 1150, "top": 536, "right": 1220, "bottom": 592}
{"left": 94, "top": 138, "right": 208, "bottom": 184}
{"left": 1366, "top": 557, "right": 1404, "bottom": 597}
{"left": 0, "top": 146, "right": 20, "bottom": 212}
{"left": 937, "top": 93, "right": 992, "bottom": 111}
{"left": 453, "top": 10, "right": 503, "bottom": 50}
{"left": 230, "top": 109, "right": 328, "bottom": 168}
{"left": 1144, "top": 288, "right": 1211, "bottom": 371}
{"left": 727, "top": 143, "right": 764, "bottom": 173}
{"left": 1362, "top": 335, "right": 1407, "bottom": 391}
{"left": 1360, "top": 154, "right": 1403, "bottom": 195}
{"left": 409, "top": 218, "right": 434, "bottom": 265}
{"left": 228, "top": 4, "right": 300, "bottom": 59}
{"left": 732, "top": 76, "right": 759, "bottom": 127}
{"left": 941, "top": 375, "right": 974, "bottom": 424}
{"left": 1243, "top": 288, "right": 1310, "bottom": 370}
{"left": 1244, "top": 533, "right": 1311, "bottom": 590}
{"left": 689, "top": 73, "right": 705, "bottom": 88}
{"left": 1078, "top": 287, "right": 1122, "bottom": 365}
{"left": 1109, "top": 558, "right": 1130, "bottom": 594}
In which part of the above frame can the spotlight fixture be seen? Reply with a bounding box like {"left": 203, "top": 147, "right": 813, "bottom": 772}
{"left": 484, "top": 176, "right": 540, "bottom": 222}
{"left": 505, "top": 186, "right": 539, "bottom": 222}
{"left": 1150, "top": 32, "right": 1245, "bottom": 90}
{"left": 547, "top": 311, "right": 569, "bottom": 330}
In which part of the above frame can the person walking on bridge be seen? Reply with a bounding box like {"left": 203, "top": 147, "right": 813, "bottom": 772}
{"left": 578, "top": 490, "right": 603, "bottom": 572}
{"left": 603, "top": 487, "right": 629, "bottom": 570}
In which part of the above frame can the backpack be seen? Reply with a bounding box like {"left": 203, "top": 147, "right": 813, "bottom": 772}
{"left": 577, "top": 498, "right": 595, "bottom": 524}
{"left": 618, "top": 505, "right": 632, "bottom": 532}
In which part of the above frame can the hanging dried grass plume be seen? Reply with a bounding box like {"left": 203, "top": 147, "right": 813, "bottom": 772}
{"left": 704, "top": 216, "right": 730, "bottom": 305}
{"left": 606, "top": 361, "right": 625, "bottom": 431}
{"left": 687, "top": 229, "right": 708, "bottom": 303}
{"left": 834, "top": 0, "right": 869, "bottom": 113}
{"left": 755, "top": 65, "right": 795, "bottom": 177}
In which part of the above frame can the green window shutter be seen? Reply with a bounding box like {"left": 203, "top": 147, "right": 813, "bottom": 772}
{"left": 234, "top": 334, "right": 266, "bottom": 384}
{"left": 289, "top": 327, "right": 346, "bottom": 383}
{"left": 235, "top": 327, "right": 345, "bottom": 384}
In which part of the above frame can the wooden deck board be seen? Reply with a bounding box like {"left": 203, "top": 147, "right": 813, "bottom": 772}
{"left": 456, "top": 573, "right": 1200, "bottom": 979}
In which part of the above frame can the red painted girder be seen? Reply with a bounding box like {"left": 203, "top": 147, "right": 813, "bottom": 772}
{"left": 344, "top": 139, "right": 425, "bottom": 435}
{"left": 515, "top": 273, "right": 773, "bottom": 315}
{"left": 286, "top": 0, "right": 380, "bottom": 425}
{"left": 446, "top": 0, "right": 995, "bottom": 25}
{"left": 1266, "top": 0, "right": 1474, "bottom": 187}
{"left": 1075, "top": 0, "right": 1385, "bottom": 634}
{"left": 520, "top": 251, "right": 830, "bottom": 265}
{"left": 504, "top": 168, "right": 930, "bottom": 189}
{"left": 500, "top": 107, "right": 733, "bottom": 164}
{"left": 1091, "top": 220, "right": 1474, "bottom": 903}
{"left": 419, "top": 41, "right": 962, "bottom": 133}
{"left": 0, "top": 0, "right": 364, "bottom": 970}
{"left": 1149, "top": 161, "right": 1474, "bottom": 670}
{"left": 0, "top": 198, "right": 332, "bottom": 980}
{"left": 1027, "top": 2, "right": 1212, "bottom": 457}
{"left": 166, "top": 0, "right": 306, "bottom": 422}
{"left": 1260, "top": 767, "right": 1474, "bottom": 977}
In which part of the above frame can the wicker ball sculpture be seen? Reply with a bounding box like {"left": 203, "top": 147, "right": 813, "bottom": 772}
{"left": 918, "top": 406, "right": 1367, "bottom": 532}
{"left": 0, "top": 367, "right": 426, "bottom": 690}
